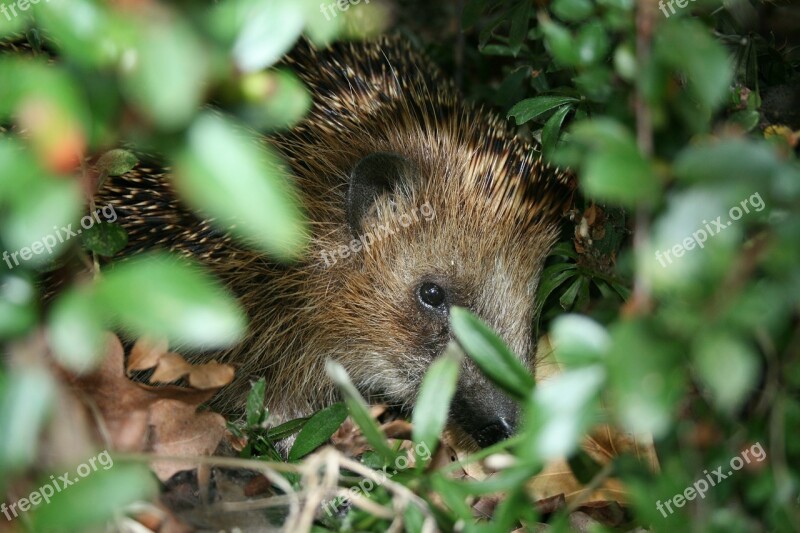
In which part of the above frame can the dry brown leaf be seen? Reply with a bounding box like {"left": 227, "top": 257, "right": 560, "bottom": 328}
{"left": 151, "top": 352, "right": 193, "bottom": 383}
{"left": 149, "top": 399, "right": 227, "bottom": 480}
{"left": 187, "top": 360, "right": 236, "bottom": 389}
{"left": 127, "top": 337, "right": 169, "bottom": 373}
{"left": 65, "top": 333, "right": 232, "bottom": 477}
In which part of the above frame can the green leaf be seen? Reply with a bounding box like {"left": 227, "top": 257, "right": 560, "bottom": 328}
{"left": 31, "top": 463, "right": 157, "bottom": 531}
{"left": 673, "top": 139, "right": 782, "bottom": 183}
{"left": 231, "top": 1, "right": 306, "bottom": 72}
{"left": 728, "top": 109, "right": 760, "bottom": 132}
{"left": 508, "top": 96, "right": 578, "bottom": 125}
{"left": 541, "top": 19, "right": 579, "bottom": 66}
{"left": 96, "top": 149, "right": 138, "bottom": 178}
{"left": 325, "top": 360, "right": 396, "bottom": 463}
{"left": 81, "top": 223, "right": 128, "bottom": 257}
{"left": 95, "top": 253, "right": 246, "bottom": 349}
{"left": 607, "top": 321, "right": 685, "bottom": 437}
{"left": 693, "top": 333, "right": 760, "bottom": 414}
{"left": 0, "top": 368, "right": 54, "bottom": 473}
{"left": 123, "top": 20, "right": 208, "bottom": 129}
{"left": 241, "top": 69, "right": 312, "bottom": 130}
{"left": 412, "top": 342, "right": 462, "bottom": 456}
{"left": 552, "top": 0, "right": 595, "bottom": 22}
{"left": 267, "top": 417, "right": 309, "bottom": 441}
{"left": 576, "top": 22, "right": 609, "bottom": 65}
{"left": 450, "top": 307, "right": 535, "bottom": 399}
{"left": 0, "top": 273, "right": 37, "bottom": 339}
{"left": 551, "top": 314, "right": 611, "bottom": 368}
{"left": 572, "top": 120, "right": 660, "bottom": 207}
{"left": 3, "top": 178, "right": 82, "bottom": 267}
{"left": 0, "top": 4, "right": 28, "bottom": 38}
{"left": 289, "top": 403, "right": 348, "bottom": 461}
{"left": 508, "top": 1, "right": 531, "bottom": 55}
{"left": 558, "top": 277, "right": 582, "bottom": 310}
{"left": 568, "top": 448, "right": 605, "bottom": 484}
{"left": 541, "top": 104, "right": 572, "bottom": 157}
{"left": 246, "top": 377, "right": 267, "bottom": 427}
{"left": 656, "top": 20, "right": 733, "bottom": 111}
{"left": 48, "top": 288, "right": 107, "bottom": 373}
{"left": 175, "top": 113, "right": 307, "bottom": 260}
{"left": 522, "top": 366, "right": 605, "bottom": 461}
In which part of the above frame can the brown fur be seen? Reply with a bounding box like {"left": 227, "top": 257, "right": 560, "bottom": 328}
{"left": 97, "top": 37, "right": 574, "bottom": 438}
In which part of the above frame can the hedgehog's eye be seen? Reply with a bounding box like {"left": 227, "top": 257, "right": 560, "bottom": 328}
{"left": 418, "top": 282, "right": 446, "bottom": 309}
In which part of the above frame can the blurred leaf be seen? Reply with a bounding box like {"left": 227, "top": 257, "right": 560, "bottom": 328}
{"left": 673, "top": 138, "right": 783, "bottom": 183}
{"left": 175, "top": 113, "right": 307, "bottom": 260}
{"left": 289, "top": 402, "right": 347, "bottom": 461}
{"left": 607, "top": 321, "right": 684, "bottom": 437}
{"left": 227, "top": 0, "right": 307, "bottom": 72}
{"left": 541, "top": 18, "right": 579, "bottom": 66}
{"left": 31, "top": 463, "right": 158, "bottom": 531}
{"left": 693, "top": 333, "right": 760, "bottom": 413}
{"left": 123, "top": 20, "right": 208, "bottom": 130}
{"left": 552, "top": 0, "right": 594, "bottom": 22}
{"left": 412, "top": 342, "right": 462, "bottom": 456}
{"left": 325, "top": 360, "right": 396, "bottom": 463}
{"left": 568, "top": 448, "right": 605, "bottom": 484}
{"left": 81, "top": 223, "right": 128, "bottom": 257}
{"left": 571, "top": 119, "right": 660, "bottom": 207}
{"left": 240, "top": 69, "right": 312, "bottom": 130}
{"left": 729, "top": 109, "right": 760, "bottom": 132}
{"left": 0, "top": 273, "right": 37, "bottom": 339}
{"left": 33, "top": 0, "right": 122, "bottom": 66}
{"left": 450, "top": 306, "right": 535, "bottom": 399}
{"left": 576, "top": 22, "right": 609, "bottom": 65}
{"left": 0, "top": 367, "right": 54, "bottom": 473}
{"left": 96, "top": 253, "right": 247, "bottom": 349}
{"left": 3, "top": 178, "right": 82, "bottom": 266}
{"left": 656, "top": 20, "right": 733, "bottom": 110}
{"left": 523, "top": 365, "right": 605, "bottom": 461}
{"left": 508, "top": 96, "right": 578, "bottom": 125}
{"left": 48, "top": 289, "right": 106, "bottom": 373}
{"left": 551, "top": 314, "right": 611, "bottom": 367}
{"left": 0, "top": 7, "right": 28, "bottom": 38}
{"left": 508, "top": 1, "right": 531, "bottom": 55}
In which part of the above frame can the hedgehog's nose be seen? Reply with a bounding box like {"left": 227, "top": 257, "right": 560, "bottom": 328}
{"left": 451, "top": 385, "right": 520, "bottom": 448}
{"left": 473, "top": 416, "right": 516, "bottom": 448}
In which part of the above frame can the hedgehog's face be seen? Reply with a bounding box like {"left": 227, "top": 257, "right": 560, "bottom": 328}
{"left": 332, "top": 152, "right": 557, "bottom": 449}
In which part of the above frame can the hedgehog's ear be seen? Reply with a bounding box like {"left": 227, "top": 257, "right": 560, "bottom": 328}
{"left": 346, "top": 152, "right": 415, "bottom": 234}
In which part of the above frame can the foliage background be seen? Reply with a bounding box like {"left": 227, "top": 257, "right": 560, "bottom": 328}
{"left": 0, "top": 0, "right": 799, "bottom": 531}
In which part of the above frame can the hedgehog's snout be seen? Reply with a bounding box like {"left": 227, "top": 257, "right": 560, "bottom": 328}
{"left": 472, "top": 416, "right": 517, "bottom": 448}
{"left": 450, "top": 381, "right": 520, "bottom": 448}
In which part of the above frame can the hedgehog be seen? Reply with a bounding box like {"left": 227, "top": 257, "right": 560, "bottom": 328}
{"left": 97, "top": 36, "right": 574, "bottom": 449}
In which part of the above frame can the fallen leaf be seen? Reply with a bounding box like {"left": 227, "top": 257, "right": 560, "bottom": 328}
{"left": 188, "top": 360, "right": 235, "bottom": 389}
{"left": 127, "top": 337, "right": 169, "bottom": 372}
{"left": 149, "top": 399, "right": 227, "bottom": 480}
{"left": 151, "top": 352, "right": 193, "bottom": 383}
